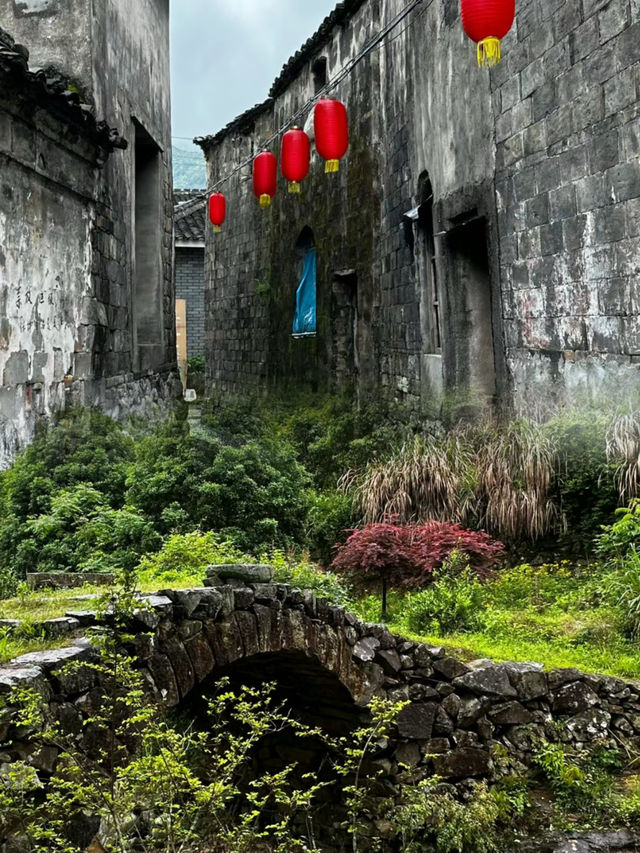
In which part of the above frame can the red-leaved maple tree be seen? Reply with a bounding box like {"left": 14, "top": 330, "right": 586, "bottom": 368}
{"left": 331, "top": 520, "right": 505, "bottom": 617}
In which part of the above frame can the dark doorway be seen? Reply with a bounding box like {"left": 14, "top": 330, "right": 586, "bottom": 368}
{"left": 331, "top": 270, "right": 358, "bottom": 390}
{"left": 415, "top": 172, "right": 444, "bottom": 408}
{"left": 446, "top": 216, "right": 496, "bottom": 404}
{"left": 416, "top": 173, "right": 442, "bottom": 355}
{"left": 133, "top": 121, "right": 164, "bottom": 372}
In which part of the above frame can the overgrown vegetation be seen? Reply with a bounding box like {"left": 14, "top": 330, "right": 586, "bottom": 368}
{"left": 1, "top": 396, "right": 640, "bottom": 680}
{"left": 350, "top": 504, "right": 640, "bottom": 678}
{"left": 4, "top": 569, "right": 639, "bottom": 853}
{"left": 3, "top": 396, "right": 640, "bottom": 848}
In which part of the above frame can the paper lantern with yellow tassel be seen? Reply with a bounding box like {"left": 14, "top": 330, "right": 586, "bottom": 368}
{"left": 208, "top": 193, "right": 226, "bottom": 233}
{"left": 253, "top": 151, "right": 277, "bottom": 208}
{"left": 281, "top": 127, "right": 310, "bottom": 194}
{"left": 314, "top": 98, "right": 349, "bottom": 173}
{"left": 461, "top": 0, "right": 515, "bottom": 67}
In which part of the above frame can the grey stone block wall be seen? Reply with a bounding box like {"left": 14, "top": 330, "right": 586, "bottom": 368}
{"left": 493, "top": 0, "right": 640, "bottom": 410}
{"left": 0, "top": 1, "right": 180, "bottom": 466}
{"left": 175, "top": 247, "right": 206, "bottom": 357}
{"left": 200, "top": 0, "right": 640, "bottom": 414}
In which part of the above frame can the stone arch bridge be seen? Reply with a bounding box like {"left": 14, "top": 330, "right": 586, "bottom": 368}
{"left": 1, "top": 564, "right": 640, "bottom": 850}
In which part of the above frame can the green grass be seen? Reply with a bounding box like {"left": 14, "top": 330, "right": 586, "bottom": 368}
{"left": 0, "top": 628, "right": 79, "bottom": 664}
{"left": 393, "top": 626, "right": 640, "bottom": 680}
{"left": 3, "top": 558, "right": 640, "bottom": 681}
{"left": 348, "top": 562, "right": 640, "bottom": 680}
{"left": 0, "top": 586, "right": 108, "bottom": 623}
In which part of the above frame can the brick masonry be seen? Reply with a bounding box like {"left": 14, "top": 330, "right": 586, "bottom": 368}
{"left": 198, "top": 0, "right": 640, "bottom": 415}
{"left": 175, "top": 247, "right": 206, "bottom": 357}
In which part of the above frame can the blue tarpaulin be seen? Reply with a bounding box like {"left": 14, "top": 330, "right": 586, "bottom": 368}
{"left": 292, "top": 248, "right": 317, "bottom": 336}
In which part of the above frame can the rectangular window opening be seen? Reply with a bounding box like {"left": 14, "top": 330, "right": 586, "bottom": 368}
{"left": 312, "top": 57, "right": 328, "bottom": 94}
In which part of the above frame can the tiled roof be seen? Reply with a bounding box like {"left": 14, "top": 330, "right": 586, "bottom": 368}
{"left": 0, "top": 27, "right": 126, "bottom": 155}
{"left": 269, "top": 0, "right": 368, "bottom": 98}
{"left": 174, "top": 190, "right": 206, "bottom": 244}
{"left": 195, "top": 98, "right": 273, "bottom": 151}
{"left": 196, "top": 0, "right": 368, "bottom": 150}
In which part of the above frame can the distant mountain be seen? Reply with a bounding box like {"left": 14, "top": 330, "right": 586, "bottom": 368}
{"left": 172, "top": 144, "right": 206, "bottom": 190}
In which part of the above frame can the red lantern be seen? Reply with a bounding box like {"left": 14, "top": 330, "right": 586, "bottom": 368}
{"left": 461, "top": 0, "right": 515, "bottom": 67}
{"left": 253, "top": 151, "right": 277, "bottom": 208}
{"left": 208, "top": 193, "right": 226, "bottom": 233}
{"left": 314, "top": 99, "right": 349, "bottom": 174}
{"left": 281, "top": 127, "right": 310, "bottom": 194}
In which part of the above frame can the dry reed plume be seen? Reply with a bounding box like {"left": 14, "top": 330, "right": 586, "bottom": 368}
{"left": 344, "top": 420, "right": 563, "bottom": 543}
{"left": 341, "top": 433, "right": 477, "bottom": 527}
{"left": 606, "top": 409, "right": 640, "bottom": 503}
{"left": 474, "top": 419, "right": 561, "bottom": 542}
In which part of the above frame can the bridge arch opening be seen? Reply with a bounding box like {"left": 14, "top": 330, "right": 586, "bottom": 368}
{"left": 182, "top": 651, "right": 370, "bottom": 851}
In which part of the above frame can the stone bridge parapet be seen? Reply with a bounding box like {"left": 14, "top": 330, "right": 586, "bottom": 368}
{"left": 1, "top": 569, "right": 640, "bottom": 789}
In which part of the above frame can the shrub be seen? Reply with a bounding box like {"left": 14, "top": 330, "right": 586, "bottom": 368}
{"left": 137, "top": 531, "right": 244, "bottom": 587}
{"left": 331, "top": 521, "right": 504, "bottom": 617}
{"left": 596, "top": 501, "right": 640, "bottom": 561}
{"left": 128, "top": 421, "right": 312, "bottom": 552}
{"left": 0, "top": 568, "right": 17, "bottom": 601}
{"left": 0, "top": 408, "right": 135, "bottom": 577}
{"left": 545, "top": 410, "right": 619, "bottom": 547}
{"left": 391, "top": 780, "right": 506, "bottom": 853}
{"left": 278, "top": 393, "right": 403, "bottom": 490}
{"left": 405, "top": 553, "right": 486, "bottom": 635}
{"left": 483, "top": 562, "right": 577, "bottom": 610}
{"left": 600, "top": 548, "right": 640, "bottom": 639}
{"left": 305, "top": 489, "right": 354, "bottom": 564}
{"left": 0, "top": 407, "right": 134, "bottom": 520}
{"left": 409, "top": 522, "right": 505, "bottom": 584}
{"left": 9, "top": 484, "right": 161, "bottom": 576}
{"left": 267, "top": 549, "right": 353, "bottom": 606}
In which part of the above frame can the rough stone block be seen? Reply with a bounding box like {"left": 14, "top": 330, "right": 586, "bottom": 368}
{"left": 3, "top": 351, "right": 29, "bottom": 386}
{"left": 397, "top": 702, "right": 437, "bottom": 740}
{"left": 599, "top": 1, "right": 630, "bottom": 43}
{"left": 609, "top": 162, "right": 640, "bottom": 202}
{"left": 433, "top": 747, "right": 491, "bottom": 779}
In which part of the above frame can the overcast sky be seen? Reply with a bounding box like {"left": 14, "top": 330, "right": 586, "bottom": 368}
{"left": 170, "top": 0, "right": 337, "bottom": 148}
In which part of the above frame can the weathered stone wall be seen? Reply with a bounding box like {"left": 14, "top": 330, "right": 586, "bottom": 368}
{"left": 199, "top": 0, "right": 640, "bottom": 415}
{"left": 175, "top": 247, "right": 206, "bottom": 357}
{"left": 2, "top": 574, "right": 640, "bottom": 852}
{"left": 494, "top": 0, "right": 640, "bottom": 411}
{"left": 0, "top": 0, "right": 179, "bottom": 465}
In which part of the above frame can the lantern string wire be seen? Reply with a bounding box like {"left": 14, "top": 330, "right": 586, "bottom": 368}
{"left": 182, "top": 0, "right": 431, "bottom": 214}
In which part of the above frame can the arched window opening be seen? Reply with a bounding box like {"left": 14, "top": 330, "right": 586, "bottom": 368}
{"left": 312, "top": 57, "right": 328, "bottom": 94}
{"left": 417, "top": 172, "right": 442, "bottom": 354}
{"left": 293, "top": 227, "right": 317, "bottom": 338}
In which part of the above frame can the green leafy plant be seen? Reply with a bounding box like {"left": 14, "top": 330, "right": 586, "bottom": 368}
{"left": 137, "top": 530, "right": 245, "bottom": 587}
{"left": 546, "top": 410, "right": 619, "bottom": 547}
{"left": 0, "top": 567, "right": 17, "bottom": 600}
{"left": 404, "top": 556, "right": 486, "bottom": 635}
{"left": 267, "top": 549, "right": 353, "bottom": 607}
{"left": 187, "top": 355, "right": 205, "bottom": 374}
{"left": 391, "top": 780, "right": 507, "bottom": 853}
{"left": 600, "top": 547, "right": 640, "bottom": 638}
{"left": 596, "top": 501, "right": 640, "bottom": 561}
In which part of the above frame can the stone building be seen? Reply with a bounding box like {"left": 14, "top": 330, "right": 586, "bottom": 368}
{"left": 197, "top": 0, "right": 640, "bottom": 415}
{"left": 0, "top": 0, "right": 179, "bottom": 465}
{"left": 174, "top": 191, "right": 206, "bottom": 359}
